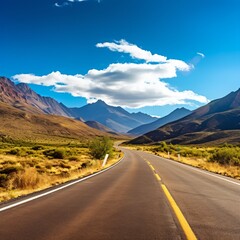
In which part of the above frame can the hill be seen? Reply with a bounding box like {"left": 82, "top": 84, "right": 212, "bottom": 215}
{"left": 85, "top": 121, "right": 118, "bottom": 135}
{"left": 69, "top": 100, "right": 157, "bottom": 133}
{"left": 129, "top": 88, "right": 240, "bottom": 145}
{"left": 0, "top": 77, "right": 156, "bottom": 134}
{"left": 0, "top": 77, "right": 72, "bottom": 117}
{"left": 0, "top": 102, "right": 118, "bottom": 144}
{"left": 128, "top": 107, "right": 191, "bottom": 136}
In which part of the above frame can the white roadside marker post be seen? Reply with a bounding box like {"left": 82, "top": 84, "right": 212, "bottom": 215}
{"left": 102, "top": 154, "right": 109, "bottom": 167}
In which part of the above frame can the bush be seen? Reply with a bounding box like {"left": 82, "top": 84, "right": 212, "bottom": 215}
{"left": 7, "top": 148, "right": 20, "bottom": 155}
{"left": 180, "top": 148, "right": 207, "bottom": 158}
{"left": 209, "top": 147, "right": 240, "bottom": 166}
{"left": 0, "top": 166, "right": 22, "bottom": 174}
{"left": 32, "top": 145, "right": 44, "bottom": 150}
{"left": 89, "top": 137, "right": 113, "bottom": 159}
{"left": 11, "top": 168, "right": 42, "bottom": 190}
{"left": 0, "top": 174, "right": 8, "bottom": 187}
{"left": 43, "top": 149, "right": 66, "bottom": 159}
{"left": 68, "top": 156, "right": 79, "bottom": 161}
{"left": 154, "top": 142, "right": 177, "bottom": 154}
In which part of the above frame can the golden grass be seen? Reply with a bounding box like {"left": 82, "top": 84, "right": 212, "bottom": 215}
{"left": 0, "top": 144, "right": 123, "bottom": 202}
{"left": 126, "top": 145, "right": 240, "bottom": 180}
{"left": 155, "top": 151, "right": 239, "bottom": 179}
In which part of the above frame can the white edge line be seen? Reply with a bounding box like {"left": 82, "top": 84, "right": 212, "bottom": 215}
{"left": 149, "top": 153, "right": 240, "bottom": 186}
{"left": 0, "top": 156, "right": 124, "bottom": 212}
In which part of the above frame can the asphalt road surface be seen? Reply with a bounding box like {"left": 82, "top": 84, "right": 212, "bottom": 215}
{"left": 0, "top": 147, "right": 239, "bottom": 240}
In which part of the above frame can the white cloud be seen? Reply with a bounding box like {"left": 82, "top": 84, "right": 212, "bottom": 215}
{"left": 197, "top": 52, "right": 205, "bottom": 58}
{"left": 13, "top": 40, "right": 208, "bottom": 108}
{"left": 13, "top": 67, "right": 208, "bottom": 109}
{"left": 97, "top": 39, "right": 167, "bottom": 63}
{"left": 96, "top": 40, "right": 192, "bottom": 73}
{"left": 54, "top": 3, "right": 62, "bottom": 7}
{"left": 54, "top": 2, "right": 70, "bottom": 7}
{"left": 54, "top": 0, "right": 87, "bottom": 7}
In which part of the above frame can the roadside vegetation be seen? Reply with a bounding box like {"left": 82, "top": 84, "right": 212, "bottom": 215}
{"left": 89, "top": 136, "right": 113, "bottom": 159}
{"left": 0, "top": 137, "right": 122, "bottom": 202}
{"left": 126, "top": 142, "right": 240, "bottom": 179}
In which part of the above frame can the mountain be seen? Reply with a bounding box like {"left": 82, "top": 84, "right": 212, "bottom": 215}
{"left": 17, "top": 83, "right": 72, "bottom": 117}
{"left": 85, "top": 121, "right": 118, "bottom": 135}
{"left": 0, "top": 77, "right": 156, "bottom": 134}
{"left": 0, "top": 77, "right": 72, "bottom": 117}
{"left": 130, "top": 112, "right": 158, "bottom": 124}
{"left": 0, "top": 102, "right": 116, "bottom": 144}
{"left": 69, "top": 100, "right": 157, "bottom": 133}
{"left": 129, "top": 88, "right": 240, "bottom": 145}
{"left": 128, "top": 107, "right": 191, "bottom": 136}
{"left": 0, "top": 77, "right": 122, "bottom": 142}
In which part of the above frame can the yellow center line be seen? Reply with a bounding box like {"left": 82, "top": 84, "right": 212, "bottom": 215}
{"left": 146, "top": 160, "right": 151, "bottom": 165}
{"left": 145, "top": 159, "right": 160, "bottom": 180}
{"left": 144, "top": 158, "right": 197, "bottom": 239}
{"left": 155, "top": 173, "right": 161, "bottom": 181}
{"left": 161, "top": 184, "right": 197, "bottom": 240}
{"left": 149, "top": 165, "right": 155, "bottom": 171}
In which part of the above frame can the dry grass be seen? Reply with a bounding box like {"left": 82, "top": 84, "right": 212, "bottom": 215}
{"left": 0, "top": 143, "right": 123, "bottom": 202}
{"left": 154, "top": 151, "right": 240, "bottom": 179}
{"left": 126, "top": 144, "right": 240, "bottom": 180}
{"left": 0, "top": 101, "right": 122, "bottom": 145}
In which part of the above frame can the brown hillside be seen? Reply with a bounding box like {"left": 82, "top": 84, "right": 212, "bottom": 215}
{"left": 0, "top": 77, "right": 72, "bottom": 117}
{"left": 129, "top": 88, "right": 240, "bottom": 145}
{"left": 0, "top": 102, "right": 114, "bottom": 143}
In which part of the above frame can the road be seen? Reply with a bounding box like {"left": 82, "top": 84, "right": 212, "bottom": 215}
{"left": 0, "top": 147, "right": 239, "bottom": 240}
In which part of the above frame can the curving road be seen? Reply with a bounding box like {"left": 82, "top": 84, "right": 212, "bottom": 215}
{"left": 0, "top": 147, "right": 239, "bottom": 240}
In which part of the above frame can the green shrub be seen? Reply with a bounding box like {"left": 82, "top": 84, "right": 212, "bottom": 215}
{"left": 0, "top": 166, "right": 22, "bottom": 174}
{"left": 154, "top": 142, "right": 178, "bottom": 154}
{"left": 7, "top": 148, "right": 20, "bottom": 155}
{"left": 59, "top": 162, "right": 71, "bottom": 169}
{"left": 68, "top": 156, "right": 79, "bottom": 161}
{"left": 32, "top": 145, "right": 44, "bottom": 150}
{"left": 0, "top": 174, "right": 8, "bottom": 187}
{"left": 43, "top": 149, "right": 66, "bottom": 159}
{"left": 89, "top": 137, "right": 113, "bottom": 159}
{"left": 79, "top": 161, "right": 91, "bottom": 169}
{"left": 180, "top": 148, "right": 207, "bottom": 158}
{"left": 26, "top": 150, "right": 35, "bottom": 155}
{"left": 209, "top": 148, "right": 240, "bottom": 166}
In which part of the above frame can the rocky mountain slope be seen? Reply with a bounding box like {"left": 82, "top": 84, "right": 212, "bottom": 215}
{"left": 0, "top": 77, "right": 71, "bottom": 116}
{"left": 85, "top": 121, "right": 118, "bottom": 134}
{"left": 69, "top": 100, "right": 157, "bottom": 133}
{"left": 128, "top": 107, "right": 191, "bottom": 136}
{"left": 129, "top": 88, "right": 240, "bottom": 145}
{"left": 0, "top": 77, "right": 156, "bottom": 133}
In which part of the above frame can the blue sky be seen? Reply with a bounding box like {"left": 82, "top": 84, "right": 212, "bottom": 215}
{"left": 0, "top": 0, "right": 239, "bottom": 117}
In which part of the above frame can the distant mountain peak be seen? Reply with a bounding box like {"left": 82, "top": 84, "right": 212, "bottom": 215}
{"left": 174, "top": 107, "right": 189, "bottom": 111}
{"left": 94, "top": 99, "right": 108, "bottom": 106}
{"left": 128, "top": 107, "right": 191, "bottom": 136}
{"left": 129, "top": 87, "right": 240, "bottom": 145}
{"left": 69, "top": 100, "right": 157, "bottom": 133}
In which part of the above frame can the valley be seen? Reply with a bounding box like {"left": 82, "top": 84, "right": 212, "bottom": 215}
{"left": 1, "top": 2, "right": 239, "bottom": 239}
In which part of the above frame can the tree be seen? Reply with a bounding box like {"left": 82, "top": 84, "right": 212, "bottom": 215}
{"left": 89, "top": 136, "right": 113, "bottom": 159}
